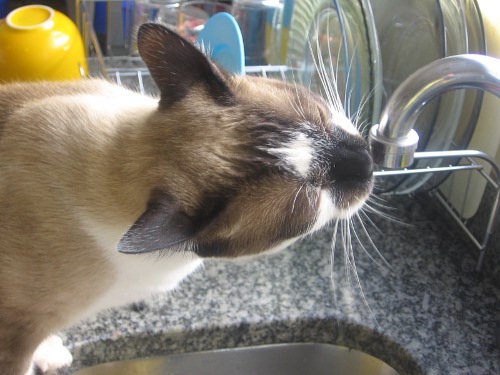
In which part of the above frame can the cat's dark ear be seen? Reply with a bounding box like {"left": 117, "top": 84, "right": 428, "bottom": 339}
{"left": 137, "top": 23, "right": 234, "bottom": 106}
{"left": 118, "top": 192, "right": 201, "bottom": 254}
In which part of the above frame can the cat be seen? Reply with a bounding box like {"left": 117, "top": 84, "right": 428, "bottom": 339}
{"left": 0, "top": 23, "right": 374, "bottom": 375}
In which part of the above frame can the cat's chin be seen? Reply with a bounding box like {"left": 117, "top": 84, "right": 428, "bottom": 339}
{"left": 215, "top": 189, "right": 370, "bottom": 264}
{"left": 222, "top": 237, "right": 301, "bottom": 264}
{"left": 310, "top": 189, "right": 369, "bottom": 234}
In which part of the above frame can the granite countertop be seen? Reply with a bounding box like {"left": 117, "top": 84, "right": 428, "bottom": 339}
{"left": 61, "top": 195, "right": 500, "bottom": 375}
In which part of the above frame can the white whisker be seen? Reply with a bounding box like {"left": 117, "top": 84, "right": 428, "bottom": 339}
{"left": 330, "top": 218, "right": 341, "bottom": 307}
{"left": 344, "top": 42, "right": 360, "bottom": 119}
{"left": 352, "top": 213, "right": 392, "bottom": 271}
{"left": 357, "top": 208, "right": 384, "bottom": 236}
{"left": 346, "top": 222, "right": 380, "bottom": 328}
{"left": 291, "top": 181, "right": 308, "bottom": 214}
{"left": 292, "top": 10, "right": 386, "bottom": 329}
{"left": 326, "top": 18, "right": 344, "bottom": 113}
{"left": 363, "top": 202, "right": 411, "bottom": 227}
{"left": 306, "top": 17, "right": 343, "bottom": 116}
{"left": 319, "top": 15, "right": 342, "bottom": 113}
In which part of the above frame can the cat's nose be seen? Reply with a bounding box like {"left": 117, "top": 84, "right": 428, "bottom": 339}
{"left": 328, "top": 144, "right": 374, "bottom": 184}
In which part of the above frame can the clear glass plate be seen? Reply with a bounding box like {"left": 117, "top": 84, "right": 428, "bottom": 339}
{"left": 370, "top": 0, "right": 445, "bottom": 194}
{"left": 285, "top": 0, "right": 381, "bottom": 134}
{"left": 405, "top": 0, "right": 485, "bottom": 193}
{"left": 371, "top": 0, "right": 485, "bottom": 194}
{"left": 393, "top": 0, "right": 468, "bottom": 193}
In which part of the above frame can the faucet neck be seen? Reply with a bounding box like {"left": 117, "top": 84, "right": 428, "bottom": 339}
{"left": 369, "top": 54, "right": 500, "bottom": 168}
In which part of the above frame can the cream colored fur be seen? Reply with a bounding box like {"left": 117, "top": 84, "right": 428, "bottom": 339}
{"left": 0, "top": 24, "right": 373, "bottom": 375}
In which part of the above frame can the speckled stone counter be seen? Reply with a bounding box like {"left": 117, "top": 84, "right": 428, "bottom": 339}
{"left": 61, "top": 196, "right": 500, "bottom": 375}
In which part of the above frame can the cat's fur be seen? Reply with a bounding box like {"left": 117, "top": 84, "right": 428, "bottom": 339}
{"left": 0, "top": 24, "right": 373, "bottom": 374}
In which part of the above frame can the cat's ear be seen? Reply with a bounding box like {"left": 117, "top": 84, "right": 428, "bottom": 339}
{"left": 117, "top": 191, "right": 201, "bottom": 254}
{"left": 137, "top": 23, "right": 234, "bottom": 106}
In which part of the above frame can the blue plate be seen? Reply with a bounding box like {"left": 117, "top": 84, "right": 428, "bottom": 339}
{"left": 196, "top": 12, "right": 245, "bottom": 75}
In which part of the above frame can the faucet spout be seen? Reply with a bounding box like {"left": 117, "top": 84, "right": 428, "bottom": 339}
{"left": 369, "top": 54, "right": 500, "bottom": 168}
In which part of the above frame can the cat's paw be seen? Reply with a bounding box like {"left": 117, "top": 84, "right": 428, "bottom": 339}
{"left": 32, "top": 335, "right": 72, "bottom": 374}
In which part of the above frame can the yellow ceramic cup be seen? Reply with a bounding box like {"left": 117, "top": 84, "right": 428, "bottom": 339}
{"left": 0, "top": 5, "right": 88, "bottom": 82}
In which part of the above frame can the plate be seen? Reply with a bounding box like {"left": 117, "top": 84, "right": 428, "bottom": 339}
{"left": 372, "top": 0, "right": 484, "bottom": 194}
{"left": 394, "top": 0, "right": 478, "bottom": 194}
{"left": 404, "top": 0, "right": 485, "bottom": 193}
{"left": 196, "top": 12, "right": 245, "bottom": 75}
{"left": 371, "top": 0, "right": 446, "bottom": 193}
{"left": 285, "top": 0, "right": 381, "bottom": 132}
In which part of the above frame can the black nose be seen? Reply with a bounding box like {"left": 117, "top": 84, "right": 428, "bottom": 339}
{"left": 328, "top": 143, "right": 374, "bottom": 184}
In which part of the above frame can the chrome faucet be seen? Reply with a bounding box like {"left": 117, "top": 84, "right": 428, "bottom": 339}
{"left": 369, "top": 54, "right": 500, "bottom": 169}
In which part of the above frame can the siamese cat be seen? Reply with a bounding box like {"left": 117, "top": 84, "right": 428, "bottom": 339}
{"left": 0, "top": 24, "right": 374, "bottom": 375}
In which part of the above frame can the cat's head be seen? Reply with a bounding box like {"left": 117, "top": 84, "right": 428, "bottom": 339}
{"left": 118, "top": 23, "right": 374, "bottom": 258}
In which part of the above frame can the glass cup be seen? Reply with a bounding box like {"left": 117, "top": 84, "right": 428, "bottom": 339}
{"left": 130, "top": 0, "right": 182, "bottom": 55}
{"left": 231, "top": 0, "right": 284, "bottom": 66}
{"left": 177, "top": 1, "right": 231, "bottom": 42}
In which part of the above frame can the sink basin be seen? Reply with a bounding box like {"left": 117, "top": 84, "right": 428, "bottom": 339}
{"left": 71, "top": 343, "right": 399, "bottom": 375}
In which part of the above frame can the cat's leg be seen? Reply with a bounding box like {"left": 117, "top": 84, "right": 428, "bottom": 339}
{"left": 31, "top": 335, "right": 72, "bottom": 374}
{"left": 0, "top": 333, "right": 71, "bottom": 375}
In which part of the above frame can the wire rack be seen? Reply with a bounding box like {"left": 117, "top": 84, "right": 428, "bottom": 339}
{"left": 77, "top": 0, "right": 499, "bottom": 272}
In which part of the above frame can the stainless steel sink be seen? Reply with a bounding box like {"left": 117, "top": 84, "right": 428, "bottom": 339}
{"left": 71, "top": 343, "right": 399, "bottom": 375}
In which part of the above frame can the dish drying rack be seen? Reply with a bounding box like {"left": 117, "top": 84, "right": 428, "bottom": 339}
{"left": 76, "top": 0, "right": 499, "bottom": 272}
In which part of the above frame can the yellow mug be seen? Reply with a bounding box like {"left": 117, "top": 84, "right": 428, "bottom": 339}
{"left": 0, "top": 5, "right": 88, "bottom": 82}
